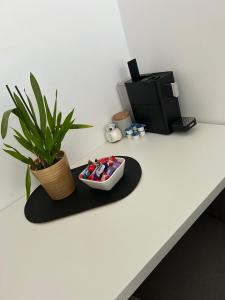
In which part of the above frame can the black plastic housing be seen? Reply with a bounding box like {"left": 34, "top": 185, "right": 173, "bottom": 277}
{"left": 125, "top": 71, "right": 182, "bottom": 134}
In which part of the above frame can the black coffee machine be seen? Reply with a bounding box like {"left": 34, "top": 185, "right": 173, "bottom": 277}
{"left": 125, "top": 59, "right": 196, "bottom": 134}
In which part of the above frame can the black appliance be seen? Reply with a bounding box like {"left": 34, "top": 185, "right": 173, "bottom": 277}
{"left": 125, "top": 59, "right": 196, "bottom": 134}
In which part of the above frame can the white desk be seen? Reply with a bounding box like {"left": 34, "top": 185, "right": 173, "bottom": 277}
{"left": 1, "top": 123, "right": 225, "bottom": 300}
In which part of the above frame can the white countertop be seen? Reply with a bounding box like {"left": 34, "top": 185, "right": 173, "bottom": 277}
{"left": 1, "top": 123, "right": 225, "bottom": 300}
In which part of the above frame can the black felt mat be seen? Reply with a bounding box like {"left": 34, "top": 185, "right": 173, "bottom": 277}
{"left": 24, "top": 156, "right": 141, "bottom": 223}
{"left": 134, "top": 213, "right": 225, "bottom": 300}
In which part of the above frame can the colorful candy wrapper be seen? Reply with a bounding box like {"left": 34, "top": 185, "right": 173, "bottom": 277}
{"left": 80, "top": 156, "right": 122, "bottom": 182}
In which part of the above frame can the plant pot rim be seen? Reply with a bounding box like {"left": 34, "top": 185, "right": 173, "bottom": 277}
{"left": 30, "top": 150, "right": 66, "bottom": 174}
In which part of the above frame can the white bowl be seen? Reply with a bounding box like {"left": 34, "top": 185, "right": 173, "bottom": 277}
{"left": 79, "top": 157, "right": 125, "bottom": 191}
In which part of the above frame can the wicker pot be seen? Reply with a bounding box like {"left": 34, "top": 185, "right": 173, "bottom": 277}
{"left": 31, "top": 151, "right": 75, "bottom": 200}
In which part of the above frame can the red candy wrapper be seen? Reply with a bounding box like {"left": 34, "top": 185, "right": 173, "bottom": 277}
{"left": 88, "top": 164, "right": 96, "bottom": 173}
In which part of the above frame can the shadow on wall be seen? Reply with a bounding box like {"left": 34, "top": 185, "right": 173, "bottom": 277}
{"left": 117, "top": 82, "right": 135, "bottom": 121}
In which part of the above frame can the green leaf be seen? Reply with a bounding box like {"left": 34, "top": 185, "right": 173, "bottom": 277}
{"left": 70, "top": 124, "right": 93, "bottom": 129}
{"left": 59, "top": 109, "right": 74, "bottom": 142}
{"left": 18, "top": 129, "right": 51, "bottom": 162}
{"left": 13, "top": 129, "right": 34, "bottom": 153}
{"left": 3, "top": 148, "right": 33, "bottom": 165}
{"left": 19, "top": 120, "right": 43, "bottom": 152}
{"left": 30, "top": 73, "right": 46, "bottom": 134}
{"left": 25, "top": 166, "right": 31, "bottom": 200}
{"left": 53, "top": 91, "right": 57, "bottom": 127}
{"left": 14, "top": 87, "right": 35, "bottom": 124}
{"left": 13, "top": 93, "right": 40, "bottom": 137}
{"left": 19, "top": 120, "right": 33, "bottom": 142}
{"left": 45, "top": 127, "right": 54, "bottom": 154}
{"left": 16, "top": 124, "right": 50, "bottom": 162}
{"left": 12, "top": 108, "right": 24, "bottom": 122}
{"left": 1, "top": 109, "right": 14, "bottom": 138}
{"left": 4, "top": 143, "right": 34, "bottom": 164}
{"left": 57, "top": 112, "right": 62, "bottom": 126}
{"left": 4, "top": 143, "right": 20, "bottom": 153}
{"left": 62, "top": 109, "right": 74, "bottom": 129}
{"left": 6, "top": 85, "right": 17, "bottom": 107}
{"left": 44, "top": 96, "right": 54, "bottom": 131}
{"left": 33, "top": 145, "right": 52, "bottom": 163}
{"left": 29, "top": 131, "right": 43, "bottom": 150}
{"left": 24, "top": 89, "right": 38, "bottom": 124}
{"left": 19, "top": 121, "right": 45, "bottom": 160}
{"left": 52, "top": 125, "right": 61, "bottom": 150}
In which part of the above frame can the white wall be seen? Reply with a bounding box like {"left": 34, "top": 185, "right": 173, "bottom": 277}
{"left": 0, "top": 0, "right": 130, "bottom": 210}
{"left": 118, "top": 0, "right": 225, "bottom": 123}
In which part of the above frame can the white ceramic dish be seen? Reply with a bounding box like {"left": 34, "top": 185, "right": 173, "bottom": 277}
{"left": 79, "top": 157, "right": 125, "bottom": 191}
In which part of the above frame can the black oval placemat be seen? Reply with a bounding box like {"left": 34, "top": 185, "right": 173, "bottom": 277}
{"left": 24, "top": 156, "right": 142, "bottom": 223}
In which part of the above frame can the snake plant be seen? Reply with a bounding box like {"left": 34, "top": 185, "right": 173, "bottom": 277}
{"left": 1, "top": 73, "right": 92, "bottom": 199}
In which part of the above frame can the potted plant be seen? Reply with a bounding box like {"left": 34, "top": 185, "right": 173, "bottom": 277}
{"left": 1, "top": 73, "right": 92, "bottom": 200}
